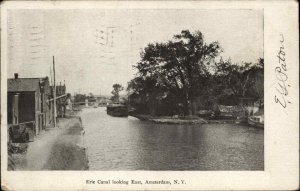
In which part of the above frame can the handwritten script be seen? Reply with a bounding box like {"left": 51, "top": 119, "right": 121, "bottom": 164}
{"left": 274, "top": 34, "right": 291, "bottom": 108}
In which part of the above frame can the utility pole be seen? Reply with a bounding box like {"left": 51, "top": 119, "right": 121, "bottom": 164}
{"left": 53, "top": 56, "right": 57, "bottom": 128}
{"left": 50, "top": 66, "right": 53, "bottom": 86}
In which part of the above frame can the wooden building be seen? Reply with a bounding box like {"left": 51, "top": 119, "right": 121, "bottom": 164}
{"left": 7, "top": 73, "right": 53, "bottom": 137}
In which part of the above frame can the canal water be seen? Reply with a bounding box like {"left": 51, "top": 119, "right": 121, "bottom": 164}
{"left": 81, "top": 107, "right": 263, "bottom": 170}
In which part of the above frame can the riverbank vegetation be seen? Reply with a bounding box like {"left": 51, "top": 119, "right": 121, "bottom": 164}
{"left": 127, "top": 30, "right": 263, "bottom": 117}
{"left": 110, "top": 83, "right": 124, "bottom": 103}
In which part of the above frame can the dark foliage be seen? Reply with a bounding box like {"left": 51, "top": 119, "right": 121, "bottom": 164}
{"left": 127, "top": 30, "right": 264, "bottom": 116}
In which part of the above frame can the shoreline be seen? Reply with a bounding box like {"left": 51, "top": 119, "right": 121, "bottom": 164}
{"left": 130, "top": 114, "right": 249, "bottom": 125}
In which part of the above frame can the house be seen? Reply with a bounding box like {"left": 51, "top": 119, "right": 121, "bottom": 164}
{"left": 7, "top": 73, "right": 53, "bottom": 138}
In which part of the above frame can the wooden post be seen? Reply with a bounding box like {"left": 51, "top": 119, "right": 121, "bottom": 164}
{"left": 12, "top": 93, "right": 19, "bottom": 125}
{"left": 53, "top": 56, "right": 57, "bottom": 128}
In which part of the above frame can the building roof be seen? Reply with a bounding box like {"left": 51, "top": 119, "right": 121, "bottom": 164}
{"left": 8, "top": 77, "right": 48, "bottom": 92}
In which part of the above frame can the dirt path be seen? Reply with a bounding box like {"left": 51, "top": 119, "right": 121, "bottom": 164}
{"left": 11, "top": 116, "right": 88, "bottom": 170}
{"left": 43, "top": 117, "right": 88, "bottom": 170}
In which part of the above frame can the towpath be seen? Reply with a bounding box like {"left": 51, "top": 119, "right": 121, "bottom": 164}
{"left": 11, "top": 114, "right": 88, "bottom": 170}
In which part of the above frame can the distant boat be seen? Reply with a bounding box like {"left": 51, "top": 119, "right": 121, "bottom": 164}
{"left": 248, "top": 115, "right": 264, "bottom": 128}
{"left": 107, "top": 104, "right": 128, "bottom": 117}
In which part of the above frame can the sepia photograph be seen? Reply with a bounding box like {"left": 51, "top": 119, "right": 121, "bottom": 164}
{"left": 6, "top": 9, "right": 264, "bottom": 171}
{"left": 1, "top": 1, "right": 298, "bottom": 190}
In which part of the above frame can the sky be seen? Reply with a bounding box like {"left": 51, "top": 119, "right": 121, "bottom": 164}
{"left": 7, "top": 9, "right": 263, "bottom": 95}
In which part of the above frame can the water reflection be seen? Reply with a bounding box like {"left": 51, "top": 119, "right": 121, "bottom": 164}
{"left": 81, "top": 107, "right": 263, "bottom": 170}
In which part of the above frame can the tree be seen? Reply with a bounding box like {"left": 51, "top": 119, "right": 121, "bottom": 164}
{"left": 128, "top": 30, "right": 263, "bottom": 116}
{"left": 74, "top": 93, "right": 86, "bottom": 103}
{"left": 88, "top": 93, "right": 94, "bottom": 98}
{"left": 133, "top": 30, "right": 222, "bottom": 115}
{"left": 111, "top": 84, "right": 124, "bottom": 103}
{"left": 128, "top": 75, "right": 173, "bottom": 115}
{"left": 246, "top": 58, "right": 264, "bottom": 100}
{"left": 213, "top": 58, "right": 264, "bottom": 103}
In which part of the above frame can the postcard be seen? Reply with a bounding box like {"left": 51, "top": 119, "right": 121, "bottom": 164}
{"left": 1, "top": 0, "right": 299, "bottom": 190}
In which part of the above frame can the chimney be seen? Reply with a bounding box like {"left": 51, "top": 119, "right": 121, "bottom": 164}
{"left": 14, "top": 73, "right": 18, "bottom": 79}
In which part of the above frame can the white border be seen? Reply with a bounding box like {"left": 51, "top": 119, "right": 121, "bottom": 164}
{"left": 1, "top": 1, "right": 299, "bottom": 190}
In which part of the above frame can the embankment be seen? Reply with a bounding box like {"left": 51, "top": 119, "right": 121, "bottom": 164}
{"left": 130, "top": 114, "right": 247, "bottom": 125}
{"left": 131, "top": 114, "right": 208, "bottom": 124}
{"left": 42, "top": 116, "right": 89, "bottom": 170}
{"left": 10, "top": 114, "right": 88, "bottom": 170}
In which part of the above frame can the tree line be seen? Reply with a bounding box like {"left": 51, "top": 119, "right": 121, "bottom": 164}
{"left": 126, "top": 30, "right": 263, "bottom": 116}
